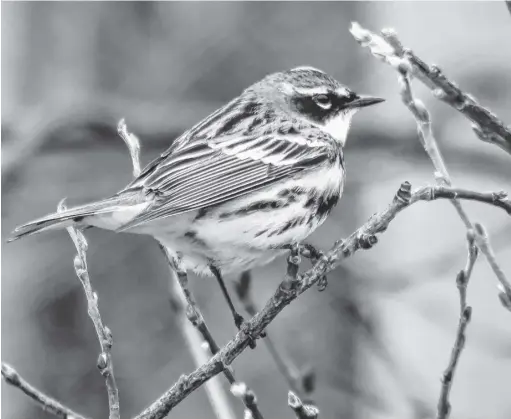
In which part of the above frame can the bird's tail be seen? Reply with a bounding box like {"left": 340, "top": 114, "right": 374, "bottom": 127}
{"left": 8, "top": 193, "right": 143, "bottom": 242}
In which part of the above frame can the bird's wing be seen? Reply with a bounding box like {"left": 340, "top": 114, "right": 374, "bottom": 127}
{"left": 117, "top": 119, "right": 338, "bottom": 232}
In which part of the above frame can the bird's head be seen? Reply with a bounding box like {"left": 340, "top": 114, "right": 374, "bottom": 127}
{"left": 249, "top": 66, "right": 385, "bottom": 146}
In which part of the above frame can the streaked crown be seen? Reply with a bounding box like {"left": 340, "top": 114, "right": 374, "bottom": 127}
{"left": 247, "top": 66, "right": 384, "bottom": 145}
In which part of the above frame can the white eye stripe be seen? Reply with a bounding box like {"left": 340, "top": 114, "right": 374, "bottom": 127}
{"left": 294, "top": 86, "right": 329, "bottom": 96}
{"left": 336, "top": 87, "right": 350, "bottom": 97}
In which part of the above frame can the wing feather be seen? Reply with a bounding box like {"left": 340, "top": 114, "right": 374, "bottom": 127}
{"left": 117, "top": 109, "right": 339, "bottom": 232}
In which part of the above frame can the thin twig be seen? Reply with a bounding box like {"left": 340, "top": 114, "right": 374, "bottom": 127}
{"left": 235, "top": 271, "right": 316, "bottom": 402}
{"left": 287, "top": 391, "right": 319, "bottom": 419}
{"left": 437, "top": 231, "right": 477, "bottom": 419}
{"left": 473, "top": 223, "right": 511, "bottom": 311}
{"left": 132, "top": 181, "right": 511, "bottom": 419}
{"left": 350, "top": 22, "right": 511, "bottom": 155}
{"left": 230, "top": 382, "right": 264, "bottom": 419}
{"left": 355, "top": 26, "right": 511, "bottom": 315}
{"left": 166, "top": 265, "right": 237, "bottom": 419}
{"left": 117, "top": 119, "right": 141, "bottom": 178}
{"left": 1, "top": 363, "right": 91, "bottom": 419}
{"left": 59, "top": 201, "right": 120, "bottom": 419}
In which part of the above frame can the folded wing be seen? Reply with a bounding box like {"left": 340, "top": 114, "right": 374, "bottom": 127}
{"left": 117, "top": 118, "right": 337, "bottom": 232}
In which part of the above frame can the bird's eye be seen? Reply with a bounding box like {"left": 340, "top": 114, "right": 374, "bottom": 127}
{"left": 313, "top": 94, "right": 331, "bottom": 109}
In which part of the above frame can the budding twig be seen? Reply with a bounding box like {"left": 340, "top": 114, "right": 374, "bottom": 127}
{"left": 235, "top": 271, "right": 317, "bottom": 403}
{"left": 473, "top": 223, "right": 511, "bottom": 311}
{"left": 360, "top": 29, "right": 511, "bottom": 315}
{"left": 165, "top": 261, "right": 237, "bottom": 419}
{"left": 132, "top": 180, "right": 511, "bottom": 419}
{"left": 230, "top": 382, "right": 264, "bottom": 419}
{"left": 1, "top": 363, "right": 91, "bottom": 419}
{"left": 436, "top": 232, "right": 477, "bottom": 419}
{"left": 350, "top": 22, "right": 511, "bottom": 155}
{"left": 58, "top": 201, "right": 120, "bottom": 419}
{"left": 287, "top": 391, "right": 319, "bottom": 419}
{"left": 158, "top": 245, "right": 263, "bottom": 417}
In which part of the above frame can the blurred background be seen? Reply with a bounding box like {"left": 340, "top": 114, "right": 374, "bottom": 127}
{"left": 2, "top": 2, "right": 511, "bottom": 418}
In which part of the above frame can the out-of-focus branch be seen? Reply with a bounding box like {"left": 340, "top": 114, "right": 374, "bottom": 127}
{"left": 287, "top": 391, "right": 319, "bottom": 419}
{"left": 165, "top": 261, "right": 237, "bottom": 419}
{"left": 235, "top": 271, "right": 317, "bottom": 403}
{"left": 1, "top": 363, "right": 91, "bottom": 419}
{"left": 159, "top": 245, "right": 263, "bottom": 419}
{"left": 473, "top": 223, "right": 511, "bottom": 311}
{"left": 506, "top": 1, "right": 511, "bottom": 16}
{"left": 120, "top": 120, "right": 263, "bottom": 419}
{"left": 230, "top": 382, "right": 264, "bottom": 419}
{"left": 59, "top": 202, "right": 120, "bottom": 419}
{"left": 437, "top": 232, "right": 477, "bottom": 419}
{"left": 356, "top": 25, "right": 511, "bottom": 312}
{"left": 350, "top": 22, "right": 511, "bottom": 155}
{"left": 133, "top": 181, "right": 511, "bottom": 419}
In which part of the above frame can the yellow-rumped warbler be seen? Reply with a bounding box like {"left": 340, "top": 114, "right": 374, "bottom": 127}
{"left": 10, "top": 67, "right": 383, "bottom": 325}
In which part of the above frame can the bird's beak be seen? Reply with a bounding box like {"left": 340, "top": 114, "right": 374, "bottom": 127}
{"left": 349, "top": 95, "right": 385, "bottom": 108}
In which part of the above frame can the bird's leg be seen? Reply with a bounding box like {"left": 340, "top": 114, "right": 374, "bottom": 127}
{"left": 210, "top": 265, "right": 259, "bottom": 349}
{"left": 294, "top": 243, "right": 330, "bottom": 291}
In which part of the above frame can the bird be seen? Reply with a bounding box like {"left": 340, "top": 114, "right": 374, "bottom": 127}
{"left": 9, "top": 66, "right": 384, "bottom": 328}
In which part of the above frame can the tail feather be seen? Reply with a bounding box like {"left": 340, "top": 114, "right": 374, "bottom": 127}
{"left": 8, "top": 194, "right": 141, "bottom": 242}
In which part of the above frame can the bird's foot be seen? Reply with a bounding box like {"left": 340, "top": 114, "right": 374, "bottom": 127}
{"left": 235, "top": 314, "right": 264, "bottom": 349}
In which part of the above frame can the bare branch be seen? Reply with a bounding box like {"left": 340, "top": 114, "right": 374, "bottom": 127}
{"left": 235, "top": 271, "right": 316, "bottom": 403}
{"left": 506, "top": 1, "right": 511, "bottom": 16}
{"left": 350, "top": 22, "right": 511, "bottom": 155}
{"left": 132, "top": 181, "right": 511, "bottom": 419}
{"left": 363, "top": 30, "right": 511, "bottom": 316}
{"left": 1, "top": 363, "right": 91, "bottom": 419}
{"left": 166, "top": 262, "right": 237, "bottom": 419}
{"left": 117, "top": 118, "right": 142, "bottom": 178}
{"left": 59, "top": 201, "right": 120, "bottom": 419}
{"left": 159, "top": 245, "right": 264, "bottom": 418}
{"left": 287, "top": 391, "right": 319, "bottom": 419}
{"left": 230, "top": 382, "right": 264, "bottom": 419}
{"left": 473, "top": 223, "right": 511, "bottom": 311}
{"left": 437, "top": 232, "right": 477, "bottom": 419}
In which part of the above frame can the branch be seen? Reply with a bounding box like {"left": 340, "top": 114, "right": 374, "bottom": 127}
{"left": 287, "top": 391, "right": 319, "bottom": 419}
{"left": 235, "top": 271, "right": 317, "bottom": 403}
{"left": 436, "top": 232, "right": 477, "bottom": 419}
{"left": 350, "top": 22, "right": 511, "bottom": 155}
{"left": 59, "top": 201, "right": 120, "bottom": 419}
{"left": 473, "top": 223, "right": 511, "bottom": 311}
{"left": 354, "top": 25, "right": 511, "bottom": 314}
{"left": 1, "top": 363, "right": 91, "bottom": 419}
{"left": 230, "top": 382, "right": 264, "bottom": 419}
{"left": 165, "top": 260, "right": 237, "bottom": 419}
{"left": 132, "top": 181, "right": 511, "bottom": 419}
{"left": 159, "top": 245, "right": 263, "bottom": 419}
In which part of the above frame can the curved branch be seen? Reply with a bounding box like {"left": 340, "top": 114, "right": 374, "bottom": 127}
{"left": 350, "top": 22, "right": 511, "bottom": 155}
{"left": 133, "top": 181, "right": 510, "bottom": 419}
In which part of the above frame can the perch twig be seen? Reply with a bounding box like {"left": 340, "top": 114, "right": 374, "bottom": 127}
{"left": 132, "top": 180, "right": 511, "bottom": 419}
